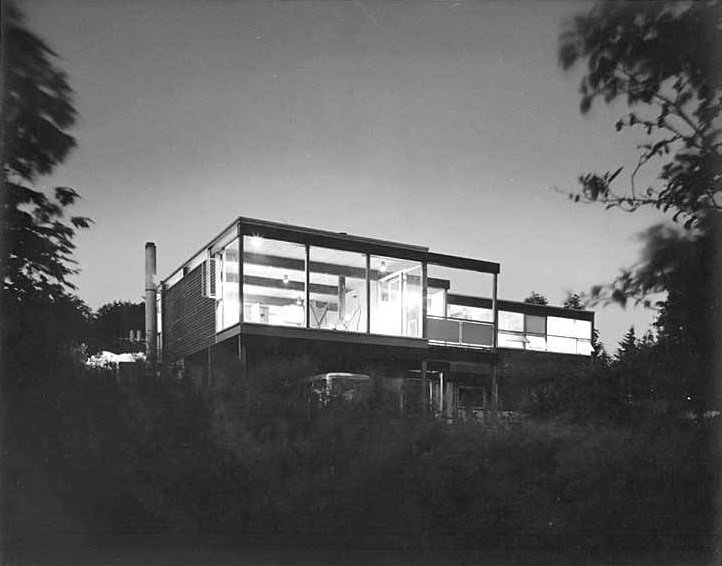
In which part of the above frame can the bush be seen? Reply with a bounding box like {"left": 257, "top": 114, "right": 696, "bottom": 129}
{"left": 4, "top": 357, "right": 716, "bottom": 555}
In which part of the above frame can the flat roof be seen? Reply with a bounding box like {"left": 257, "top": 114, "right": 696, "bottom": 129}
{"left": 161, "top": 216, "right": 501, "bottom": 284}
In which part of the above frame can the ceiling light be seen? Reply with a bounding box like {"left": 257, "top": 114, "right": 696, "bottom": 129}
{"left": 283, "top": 274, "right": 289, "bottom": 284}
{"left": 250, "top": 236, "right": 263, "bottom": 249}
{"left": 379, "top": 261, "right": 387, "bottom": 273}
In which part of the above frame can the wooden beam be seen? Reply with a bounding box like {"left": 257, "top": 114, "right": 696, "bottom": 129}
{"left": 427, "top": 252, "right": 500, "bottom": 274}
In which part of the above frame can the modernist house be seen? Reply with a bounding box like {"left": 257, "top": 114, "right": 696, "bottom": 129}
{"left": 146, "top": 217, "right": 594, "bottom": 418}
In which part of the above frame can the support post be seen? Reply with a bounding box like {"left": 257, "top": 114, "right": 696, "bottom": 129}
{"left": 421, "top": 262, "right": 428, "bottom": 339}
{"left": 305, "top": 244, "right": 310, "bottom": 328}
{"left": 238, "top": 335, "right": 248, "bottom": 377}
{"left": 206, "top": 346, "right": 212, "bottom": 389}
{"left": 421, "top": 357, "right": 428, "bottom": 413}
{"left": 490, "top": 362, "right": 499, "bottom": 425}
{"left": 237, "top": 222, "right": 244, "bottom": 325}
{"left": 365, "top": 254, "right": 371, "bottom": 333}
{"left": 492, "top": 272, "right": 498, "bottom": 349}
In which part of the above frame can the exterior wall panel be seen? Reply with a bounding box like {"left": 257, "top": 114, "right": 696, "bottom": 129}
{"left": 163, "top": 266, "right": 215, "bottom": 362}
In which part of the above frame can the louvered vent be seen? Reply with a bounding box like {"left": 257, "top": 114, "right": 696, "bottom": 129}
{"left": 201, "top": 255, "right": 217, "bottom": 299}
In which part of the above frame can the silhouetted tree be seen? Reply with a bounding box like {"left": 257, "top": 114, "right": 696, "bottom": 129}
{"left": 1, "top": 1, "right": 90, "bottom": 300}
{"left": 90, "top": 301, "right": 145, "bottom": 354}
{"left": 558, "top": 1, "right": 721, "bottom": 413}
{"left": 590, "top": 328, "right": 611, "bottom": 368}
{"left": 1, "top": 1, "right": 91, "bottom": 382}
{"left": 562, "top": 293, "right": 585, "bottom": 310}
{"left": 615, "top": 326, "right": 638, "bottom": 363}
{"left": 559, "top": 1, "right": 720, "bottom": 228}
{"left": 523, "top": 291, "right": 548, "bottom": 305}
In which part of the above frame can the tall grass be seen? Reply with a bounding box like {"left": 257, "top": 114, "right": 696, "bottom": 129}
{"left": 3, "top": 358, "right": 716, "bottom": 555}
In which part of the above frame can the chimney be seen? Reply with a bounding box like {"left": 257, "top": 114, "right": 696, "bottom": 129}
{"left": 145, "top": 242, "right": 157, "bottom": 363}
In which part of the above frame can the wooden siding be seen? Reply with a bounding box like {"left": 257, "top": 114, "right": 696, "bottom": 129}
{"left": 162, "top": 265, "right": 215, "bottom": 362}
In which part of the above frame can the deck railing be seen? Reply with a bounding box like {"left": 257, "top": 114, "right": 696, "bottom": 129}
{"left": 426, "top": 315, "right": 494, "bottom": 348}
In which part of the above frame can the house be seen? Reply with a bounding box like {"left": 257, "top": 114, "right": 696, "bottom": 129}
{"left": 146, "top": 216, "right": 594, "bottom": 418}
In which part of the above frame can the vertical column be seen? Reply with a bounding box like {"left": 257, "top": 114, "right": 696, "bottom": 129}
{"left": 237, "top": 222, "right": 244, "bottom": 325}
{"left": 237, "top": 223, "right": 245, "bottom": 371}
{"left": 421, "top": 357, "right": 428, "bottom": 413}
{"left": 238, "top": 335, "right": 248, "bottom": 377}
{"left": 206, "top": 346, "right": 212, "bottom": 388}
{"left": 421, "top": 262, "right": 428, "bottom": 339}
{"left": 305, "top": 244, "right": 310, "bottom": 328}
{"left": 490, "top": 362, "right": 499, "bottom": 425}
{"left": 365, "top": 254, "right": 371, "bottom": 334}
{"left": 492, "top": 272, "right": 499, "bottom": 348}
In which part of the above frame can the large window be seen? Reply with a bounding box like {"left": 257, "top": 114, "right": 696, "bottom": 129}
{"left": 498, "top": 310, "right": 525, "bottom": 349}
{"left": 215, "top": 238, "right": 240, "bottom": 331}
{"left": 243, "top": 236, "right": 306, "bottom": 327}
{"left": 493, "top": 311, "right": 592, "bottom": 355}
{"left": 547, "top": 316, "right": 592, "bottom": 354}
{"left": 309, "top": 247, "right": 367, "bottom": 333}
{"left": 370, "top": 256, "right": 422, "bottom": 337}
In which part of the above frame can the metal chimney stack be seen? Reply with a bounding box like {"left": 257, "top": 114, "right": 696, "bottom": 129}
{"left": 145, "top": 242, "right": 157, "bottom": 363}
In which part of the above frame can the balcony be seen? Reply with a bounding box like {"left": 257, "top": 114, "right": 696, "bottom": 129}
{"left": 427, "top": 315, "right": 494, "bottom": 348}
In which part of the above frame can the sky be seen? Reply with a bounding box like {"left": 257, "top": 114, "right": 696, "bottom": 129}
{"left": 23, "top": 0, "right": 669, "bottom": 351}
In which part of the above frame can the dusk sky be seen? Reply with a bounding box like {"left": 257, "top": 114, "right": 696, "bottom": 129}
{"left": 24, "top": 0, "right": 669, "bottom": 351}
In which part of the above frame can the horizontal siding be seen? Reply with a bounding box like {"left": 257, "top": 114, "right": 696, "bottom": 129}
{"left": 162, "top": 265, "right": 215, "bottom": 362}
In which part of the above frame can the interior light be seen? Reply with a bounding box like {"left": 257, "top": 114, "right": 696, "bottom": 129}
{"left": 283, "top": 274, "right": 289, "bottom": 285}
{"left": 380, "top": 261, "right": 387, "bottom": 274}
{"left": 296, "top": 296, "right": 303, "bottom": 306}
{"left": 250, "top": 236, "right": 263, "bottom": 249}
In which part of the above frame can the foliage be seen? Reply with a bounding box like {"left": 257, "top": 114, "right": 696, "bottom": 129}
{"left": 6, "top": 359, "right": 715, "bottom": 556}
{"left": 522, "top": 291, "right": 548, "bottom": 305}
{"left": 562, "top": 292, "right": 584, "bottom": 310}
{"left": 557, "top": 0, "right": 722, "bottom": 416}
{"left": 559, "top": 0, "right": 721, "bottom": 305}
{"left": 559, "top": 0, "right": 721, "bottom": 227}
{"left": 90, "top": 301, "right": 145, "bottom": 354}
{"left": 0, "top": 1, "right": 91, "bottom": 300}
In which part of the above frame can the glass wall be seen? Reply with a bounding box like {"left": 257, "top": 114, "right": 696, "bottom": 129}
{"left": 215, "top": 238, "right": 240, "bottom": 332}
{"left": 498, "top": 310, "right": 525, "bottom": 349}
{"left": 547, "top": 316, "right": 592, "bottom": 354}
{"left": 494, "top": 310, "right": 592, "bottom": 355}
{"left": 243, "top": 236, "right": 306, "bottom": 327}
{"left": 427, "top": 286, "right": 446, "bottom": 317}
{"left": 309, "top": 247, "right": 367, "bottom": 333}
{"left": 427, "top": 265, "right": 495, "bottom": 348}
{"left": 370, "top": 256, "right": 422, "bottom": 337}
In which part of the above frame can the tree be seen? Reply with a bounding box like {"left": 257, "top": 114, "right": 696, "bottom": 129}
{"left": 523, "top": 291, "right": 548, "bottom": 305}
{"left": 558, "top": 1, "right": 722, "bottom": 413}
{"left": 1, "top": 1, "right": 91, "bottom": 383}
{"left": 615, "top": 326, "right": 638, "bottom": 363}
{"left": 1, "top": 1, "right": 91, "bottom": 300}
{"left": 590, "top": 328, "right": 611, "bottom": 367}
{"left": 559, "top": 1, "right": 720, "bottom": 229}
{"left": 90, "top": 301, "right": 145, "bottom": 354}
{"left": 562, "top": 293, "right": 585, "bottom": 310}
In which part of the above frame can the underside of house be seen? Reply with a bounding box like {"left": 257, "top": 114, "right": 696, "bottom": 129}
{"left": 148, "top": 217, "right": 594, "bottom": 419}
